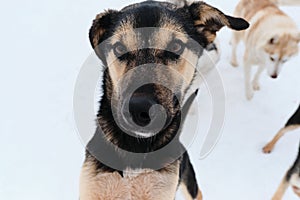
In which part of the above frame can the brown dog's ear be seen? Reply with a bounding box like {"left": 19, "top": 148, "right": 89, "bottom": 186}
{"left": 89, "top": 10, "right": 119, "bottom": 49}
{"left": 188, "top": 2, "right": 249, "bottom": 43}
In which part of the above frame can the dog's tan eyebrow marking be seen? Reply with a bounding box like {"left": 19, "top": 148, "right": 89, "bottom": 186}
{"left": 152, "top": 30, "right": 188, "bottom": 51}
{"left": 109, "top": 17, "right": 139, "bottom": 51}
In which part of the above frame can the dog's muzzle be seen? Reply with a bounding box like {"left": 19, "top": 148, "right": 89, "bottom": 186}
{"left": 128, "top": 94, "right": 173, "bottom": 129}
{"left": 129, "top": 94, "right": 156, "bottom": 127}
{"left": 118, "top": 84, "right": 175, "bottom": 136}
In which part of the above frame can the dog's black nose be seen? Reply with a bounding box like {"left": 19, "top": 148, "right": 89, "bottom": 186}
{"left": 129, "top": 95, "right": 157, "bottom": 127}
{"left": 271, "top": 74, "right": 278, "bottom": 79}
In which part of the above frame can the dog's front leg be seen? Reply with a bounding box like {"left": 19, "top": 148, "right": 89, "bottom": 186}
{"left": 263, "top": 125, "right": 300, "bottom": 153}
{"left": 272, "top": 175, "right": 289, "bottom": 200}
{"left": 252, "top": 65, "right": 264, "bottom": 91}
{"left": 230, "top": 31, "right": 243, "bottom": 67}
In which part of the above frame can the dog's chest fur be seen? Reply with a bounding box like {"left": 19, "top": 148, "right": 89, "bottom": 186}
{"left": 80, "top": 161, "right": 180, "bottom": 200}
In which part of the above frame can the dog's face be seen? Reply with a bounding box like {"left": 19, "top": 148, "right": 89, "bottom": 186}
{"left": 264, "top": 33, "right": 300, "bottom": 78}
{"left": 90, "top": 1, "right": 248, "bottom": 137}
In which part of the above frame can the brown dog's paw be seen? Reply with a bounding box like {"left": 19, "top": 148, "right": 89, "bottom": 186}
{"left": 262, "top": 144, "right": 274, "bottom": 154}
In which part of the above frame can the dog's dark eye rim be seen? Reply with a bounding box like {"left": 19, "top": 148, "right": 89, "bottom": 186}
{"left": 168, "top": 39, "right": 185, "bottom": 54}
{"left": 113, "top": 42, "right": 127, "bottom": 57}
{"left": 270, "top": 56, "right": 275, "bottom": 61}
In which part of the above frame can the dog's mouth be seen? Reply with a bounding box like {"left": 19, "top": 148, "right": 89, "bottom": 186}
{"left": 116, "top": 94, "right": 176, "bottom": 138}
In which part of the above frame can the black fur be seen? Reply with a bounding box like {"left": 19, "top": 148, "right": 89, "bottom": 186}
{"left": 180, "top": 152, "right": 200, "bottom": 198}
{"left": 286, "top": 104, "right": 300, "bottom": 127}
{"left": 278, "top": 104, "right": 300, "bottom": 182}
{"left": 284, "top": 105, "right": 300, "bottom": 181}
{"left": 286, "top": 141, "right": 300, "bottom": 181}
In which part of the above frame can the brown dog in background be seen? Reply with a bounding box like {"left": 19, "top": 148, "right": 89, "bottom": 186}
{"left": 231, "top": 0, "right": 300, "bottom": 100}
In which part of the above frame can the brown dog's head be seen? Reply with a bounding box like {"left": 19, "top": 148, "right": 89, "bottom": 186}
{"left": 264, "top": 33, "right": 300, "bottom": 79}
{"left": 90, "top": 1, "right": 249, "bottom": 137}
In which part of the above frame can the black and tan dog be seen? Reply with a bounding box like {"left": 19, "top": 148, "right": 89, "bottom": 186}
{"left": 270, "top": 142, "right": 300, "bottom": 199}
{"left": 80, "top": 1, "right": 249, "bottom": 199}
{"left": 262, "top": 104, "right": 300, "bottom": 199}
{"left": 263, "top": 104, "right": 300, "bottom": 154}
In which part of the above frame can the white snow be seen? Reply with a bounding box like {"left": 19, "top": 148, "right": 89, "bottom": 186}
{"left": 0, "top": 0, "right": 300, "bottom": 199}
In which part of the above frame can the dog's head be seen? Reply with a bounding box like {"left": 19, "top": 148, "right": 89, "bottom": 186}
{"left": 90, "top": 1, "right": 248, "bottom": 137}
{"left": 264, "top": 33, "right": 300, "bottom": 79}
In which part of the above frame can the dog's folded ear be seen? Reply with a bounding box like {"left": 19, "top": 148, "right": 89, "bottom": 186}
{"left": 188, "top": 2, "right": 249, "bottom": 43}
{"left": 89, "top": 10, "right": 119, "bottom": 49}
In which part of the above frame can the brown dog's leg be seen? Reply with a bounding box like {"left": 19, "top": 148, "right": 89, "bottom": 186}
{"left": 196, "top": 189, "right": 203, "bottom": 200}
{"left": 272, "top": 175, "right": 289, "bottom": 200}
{"left": 179, "top": 152, "right": 202, "bottom": 200}
{"left": 180, "top": 184, "right": 202, "bottom": 200}
{"left": 263, "top": 125, "right": 300, "bottom": 154}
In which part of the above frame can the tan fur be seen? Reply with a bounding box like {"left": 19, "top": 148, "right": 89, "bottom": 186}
{"left": 105, "top": 26, "right": 197, "bottom": 93}
{"left": 153, "top": 29, "right": 189, "bottom": 53}
{"left": 235, "top": 0, "right": 278, "bottom": 21}
{"left": 180, "top": 184, "right": 193, "bottom": 200}
{"left": 272, "top": 171, "right": 300, "bottom": 199}
{"left": 263, "top": 125, "right": 300, "bottom": 153}
{"left": 178, "top": 50, "right": 198, "bottom": 88}
{"left": 111, "top": 21, "right": 138, "bottom": 52}
{"left": 272, "top": 175, "right": 289, "bottom": 200}
{"left": 231, "top": 0, "right": 300, "bottom": 100}
{"left": 270, "top": 0, "right": 300, "bottom": 6}
{"left": 80, "top": 160, "right": 180, "bottom": 200}
{"left": 193, "top": 4, "right": 230, "bottom": 43}
{"left": 180, "top": 184, "right": 203, "bottom": 200}
{"left": 194, "top": 4, "right": 229, "bottom": 27}
{"left": 196, "top": 189, "right": 203, "bottom": 200}
{"left": 106, "top": 51, "right": 126, "bottom": 87}
{"left": 264, "top": 34, "right": 300, "bottom": 59}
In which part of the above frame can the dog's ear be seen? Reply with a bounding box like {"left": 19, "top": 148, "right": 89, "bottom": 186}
{"left": 89, "top": 10, "right": 119, "bottom": 49}
{"left": 188, "top": 2, "right": 249, "bottom": 43}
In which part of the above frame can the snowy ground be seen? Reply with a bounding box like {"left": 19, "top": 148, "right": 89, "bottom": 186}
{"left": 1, "top": 0, "right": 300, "bottom": 199}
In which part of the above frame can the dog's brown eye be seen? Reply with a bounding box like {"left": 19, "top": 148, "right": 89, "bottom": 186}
{"left": 169, "top": 40, "right": 184, "bottom": 54}
{"left": 270, "top": 56, "right": 275, "bottom": 61}
{"left": 114, "top": 43, "right": 127, "bottom": 57}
